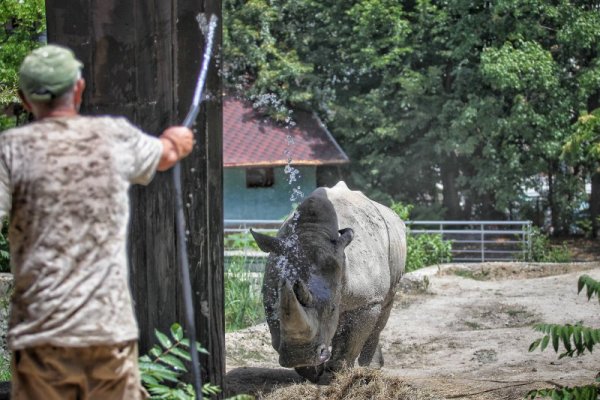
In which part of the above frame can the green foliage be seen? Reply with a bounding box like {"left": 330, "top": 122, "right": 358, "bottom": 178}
{"left": 563, "top": 109, "right": 600, "bottom": 167}
{"left": 0, "top": 354, "right": 10, "bottom": 381}
{"left": 527, "top": 227, "right": 571, "bottom": 263}
{"left": 225, "top": 257, "right": 264, "bottom": 332}
{"left": 390, "top": 201, "right": 413, "bottom": 221}
{"left": 529, "top": 323, "right": 600, "bottom": 359}
{"left": 527, "top": 275, "right": 600, "bottom": 399}
{"left": 223, "top": 0, "right": 600, "bottom": 228}
{"left": 0, "top": 219, "right": 10, "bottom": 273}
{"left": 139, "top": 323, "right": 218, "bottom": 399}
{"left": 526, "top": 386, "right": 599, "bottom": 400}
{"left": 0, "top": 0, "right": 45, "bottom": 127}
{"left": 140, "top": 323, "right": 254, "bottom": 400}
{"left": 390, "top": 201, "right": 452, "bottom": 272}
{"left": 406, "top": 233, "right": 452, "bottom": 272}
{"left": 225, "top": 232, "right": 260, "bottom": 251}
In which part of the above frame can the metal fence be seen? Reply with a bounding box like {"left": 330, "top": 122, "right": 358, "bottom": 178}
{"left": 224, "top": 219, "right": 533, "bottom": 263}
{"left": 406, "top": 220, "right": 532, "bottom": 262}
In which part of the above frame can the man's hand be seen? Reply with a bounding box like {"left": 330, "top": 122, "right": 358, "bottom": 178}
{"left": 157, "top": 126, "right": 194, "bottom": 171}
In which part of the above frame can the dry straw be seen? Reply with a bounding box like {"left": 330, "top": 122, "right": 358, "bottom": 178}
{"left": 258, "top": 368, "right": 441, "bottom": 400}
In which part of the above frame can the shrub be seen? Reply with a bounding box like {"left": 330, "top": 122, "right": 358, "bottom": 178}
{"left": 391, "top": 201, "right": 452, "bottom": 271}
{"left": 527, "top": 227, "right": 572, "bottom": 263}
{"left": 225, "top": 256, "right": 264, "bottom": 332}
{"left": 139, "top": 323, "right": 253, "bottom": 399}
{"left": 406, "top": 233, "right": 452, "bottom": 272}
{"left": 0, "top": 219, "right": 10, "bottom": 273}
{"left": 526, "top": 275, "right": 600, "bottom": 399}
{"left": 225, "top": 232, "right": 261, "bottom": 251}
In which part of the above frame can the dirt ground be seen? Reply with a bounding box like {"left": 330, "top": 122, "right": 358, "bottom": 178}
{"left": 224, "top": 261, "right": 600, "bottom": 399}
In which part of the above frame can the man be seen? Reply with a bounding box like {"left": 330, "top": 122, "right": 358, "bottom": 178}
{"left": 1, "top": 44, "right": 194, "bottom": 399}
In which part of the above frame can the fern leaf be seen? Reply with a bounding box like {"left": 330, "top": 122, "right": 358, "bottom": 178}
{"left": 202, "top": 382, "right": 222, "bottom": 395}
{"left": 573, "top": 326, "right": 584, "bottom": 355}
{"left": 527, "top": 384, "right": 599, "bottom": 399}
{"left": 155, "top": 329, "right": 173, "bottom": 349}
{"left": 579, "top": 275, "right": 600, "bottom": 302}
{"left": 584, "top": 328, "right": 594, "bottom": 353}
{"left": 170, "top": 323, "right": 184, "bottom": 342}
{"left": 159, "top": 354, "right": 187, "bottom": 372}
{"left": 552, "top": 325, "right": 560, "bottom": 352}
{"left": 530, "top": 338, "right": 542, "bottom": 352}
{"left": 149, "top": 345, "right": 162, "bottom": 359}
{"left": 541, "top": 335, "right": 550, "bottom": 352}
{"left": 561, "top": 326, "right": 572, "bottom": 353}
{"left": 169, "top": 346, "right": 192, "bottom": 362}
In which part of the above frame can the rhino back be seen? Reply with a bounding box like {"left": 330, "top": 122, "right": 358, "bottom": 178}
{"left": 318, "top": 182, "right": 406, "bottom": 310}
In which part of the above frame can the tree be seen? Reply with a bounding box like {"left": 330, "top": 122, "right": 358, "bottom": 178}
{"left": 563, "top": 109, "right": 600, "bottom": 238}
{"left": 224, "top": 0, "right": 600, "bottom": 228}
{"left": 0, "top": 0, "right": 45, "bottom": 129}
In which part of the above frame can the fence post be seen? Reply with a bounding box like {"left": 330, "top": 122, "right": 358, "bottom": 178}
{"left": 527, "top": 221, "right": 533, "bottom": 261}
{"left": 480, "top": 223, "right": 485, "bottom": 262}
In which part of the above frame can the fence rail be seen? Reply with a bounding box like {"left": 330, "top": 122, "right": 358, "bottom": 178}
{"left": 224, "top": 219, "right": 533, "bottom": 263}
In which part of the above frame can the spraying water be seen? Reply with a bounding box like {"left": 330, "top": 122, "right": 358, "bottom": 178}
{"left": 173, "top": 13, "right": 218, "bottom": 400}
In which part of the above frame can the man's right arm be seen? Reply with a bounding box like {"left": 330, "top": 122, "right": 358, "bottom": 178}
{"left": 157, "top": 126, "right": 194, "bottom": 171}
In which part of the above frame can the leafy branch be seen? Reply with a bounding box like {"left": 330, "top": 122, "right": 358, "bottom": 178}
{"left": 139, "top": 323, "right": 254, "bottom": 399}
{"left": 527, "top": 385, "right": 599, "bottom": 400}
{"left": 578, "top": 275, "right": 600, "bottom": 303}
{"left": 139, "top": 323, "right": 219, "bottom": 399}
{"left": 527, "top": 275, "right": 600, "bottom": 399}
{"left": 529, "top": 323, "right": 600, "bottom": 359}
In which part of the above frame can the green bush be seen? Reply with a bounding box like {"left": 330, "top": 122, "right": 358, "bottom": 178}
{"left": 0, "top": 219, "right": 10, "bottom": 273}
{"left": 406, "top": 233, "right": 452, "bottom": 272}
{"left": 139, "top": 323, "right": 253, "bottom": 399}
{"left": 225, "top": 257, "right": 264, "bottom": 332}
{"left": 225, "top": 232, "right": 260, "bottom": 251}
{"left": 391, "top": 201, "right": 452, "bottom": 272}
{"left": 527, "top": 275, "right": 600, "bottom": 399}
{"left": 527, "top": 227, "right": 572, "bottom": 263}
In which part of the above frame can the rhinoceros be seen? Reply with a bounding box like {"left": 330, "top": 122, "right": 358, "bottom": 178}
{"left": 251, "top": 181, "right": 406, "bottom": 381}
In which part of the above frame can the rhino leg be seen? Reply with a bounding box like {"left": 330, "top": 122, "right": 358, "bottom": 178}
{"left": 358, "top": 294, "right": 394, "bottom": 368}
{"left": 326, "top": 303, "right": 383, "bottom": 372}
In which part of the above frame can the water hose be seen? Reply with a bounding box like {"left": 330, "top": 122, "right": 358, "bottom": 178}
{"left": 172, "top": 14, "right": 218, "bottom": 400}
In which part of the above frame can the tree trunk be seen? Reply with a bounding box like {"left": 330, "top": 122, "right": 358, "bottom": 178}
{"left": 45, "top": 0, "right": 224, "bottom": 392}
{"left": 547, "top": 168, "right": 560, "bottom": 236}
{"left": 441, "top": 156, "right": 462, "bottom": 219}
{"left": 591, "top": 171, "right": 600, "bottom": 239}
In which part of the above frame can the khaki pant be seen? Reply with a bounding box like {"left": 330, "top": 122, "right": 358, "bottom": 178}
{"left": 11, "top": 341, "right": 148, "bottom": 400}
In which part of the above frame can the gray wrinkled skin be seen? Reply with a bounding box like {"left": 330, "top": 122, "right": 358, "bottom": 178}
{"left": 252, "top": 181, "right": 406, "bottom": 382}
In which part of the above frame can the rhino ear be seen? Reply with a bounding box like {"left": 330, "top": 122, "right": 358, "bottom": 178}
{"left": 336, "top": 228, "right": 354, "bottom": 249}
{"left": 250, "top": 229, "right": 284, "bottom": 255}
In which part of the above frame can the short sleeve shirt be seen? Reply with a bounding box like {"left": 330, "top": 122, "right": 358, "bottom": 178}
{"left": 0, "top": 115, "right": 163, "bottom": 350}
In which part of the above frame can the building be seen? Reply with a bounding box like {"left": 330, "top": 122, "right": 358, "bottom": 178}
{"left": 223, "top": 96, "right": 349, "bottom": 221}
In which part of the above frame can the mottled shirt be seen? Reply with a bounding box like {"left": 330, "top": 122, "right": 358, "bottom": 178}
{"left": 0, "top": 115, "right": 162, "bottom": 350}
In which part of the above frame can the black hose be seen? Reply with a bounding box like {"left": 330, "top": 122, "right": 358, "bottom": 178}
{"left": 172, "top": 15, "right": 217, "bottom": 400}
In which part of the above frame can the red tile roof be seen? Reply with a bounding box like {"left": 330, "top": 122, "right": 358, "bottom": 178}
{"left": 223, "top": 96, "right": 349, "bottom": 167}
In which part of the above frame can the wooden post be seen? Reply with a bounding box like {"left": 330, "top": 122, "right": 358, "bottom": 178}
{"left": 45, "top": 0, "right": 224, "bottom": 390}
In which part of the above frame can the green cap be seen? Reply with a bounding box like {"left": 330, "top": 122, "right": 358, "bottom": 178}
{"left": 19, "top": 44, "right": 83, "bottom": 102}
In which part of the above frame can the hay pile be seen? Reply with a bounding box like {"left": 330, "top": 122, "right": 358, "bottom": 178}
{"left": 258, "top": 368, "right": 441, "bottom": 400}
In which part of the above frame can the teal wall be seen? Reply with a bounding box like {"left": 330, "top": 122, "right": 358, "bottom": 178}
{"left": 224, "top": 166, "right": 316, "bottom": 220}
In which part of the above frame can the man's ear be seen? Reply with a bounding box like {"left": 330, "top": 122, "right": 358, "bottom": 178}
{"left": 250, "top": 229, "right": 284, "bottom": 255}
{"left": 18, "top": 90, "right": 33, "bottom": 112}
{"left": 73, "top": 78, "right": 85, "bottom": 110}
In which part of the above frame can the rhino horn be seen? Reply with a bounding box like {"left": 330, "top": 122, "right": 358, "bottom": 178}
{"left": 293, "top": 279, "right": 313, "bottom": 307}
{"left": 250, "top": 229, "right": 284, "bottom": 255}
{"left": 279, "top": 279, "right": 317, "bottom": 338}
